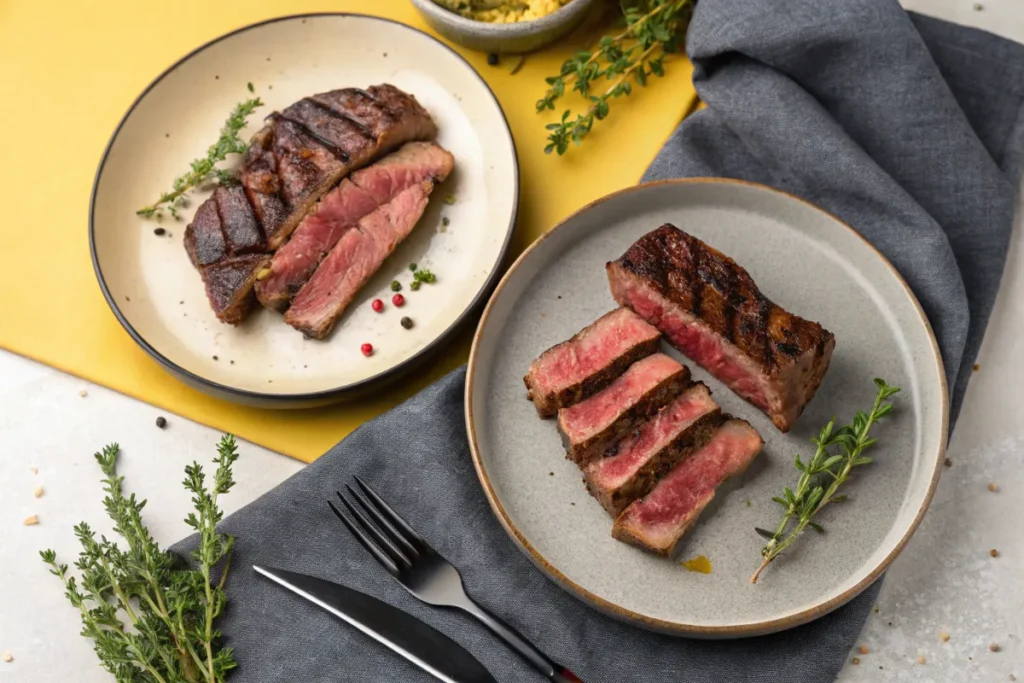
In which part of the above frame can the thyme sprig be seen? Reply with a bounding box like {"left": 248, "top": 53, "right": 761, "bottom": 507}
{"left": 138, "top": 93, "right": 263, "bottom": 220}
{"left": 537, "top": 0, "right": 694, "bottom": 154}
{"left": 41, "top": 437, "right": 241, "bottom": 681}
{"left": 750, "top": 379, "right": 900, "bottom": 584}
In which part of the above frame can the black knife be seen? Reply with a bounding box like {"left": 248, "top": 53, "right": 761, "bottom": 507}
{"left": 253, "top": 565, "right": 498, "bottom": 683}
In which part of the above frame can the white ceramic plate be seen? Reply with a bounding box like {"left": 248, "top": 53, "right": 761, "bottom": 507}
{"left": 91, "top": 14, "right": 517, "bottom": 406}
{"left": 466, "top": 179, "right": 947, "bottom": 637}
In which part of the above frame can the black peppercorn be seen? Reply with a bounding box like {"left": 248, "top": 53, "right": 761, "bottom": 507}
{"left": 400, "top": 316, "right": 414, "bottom": 330}
{"left": 154, "top": 227, "right": 166, "bottom": 236}
{"left": 487, "top": 53, "right": 499, "bottom": 66}
{"left": 155, "top": 416, "right": 167, "bottom": 429}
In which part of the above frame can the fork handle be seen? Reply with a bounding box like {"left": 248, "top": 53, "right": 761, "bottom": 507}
{"left": 460, "top": 602, "right": 583, "bottom": 682}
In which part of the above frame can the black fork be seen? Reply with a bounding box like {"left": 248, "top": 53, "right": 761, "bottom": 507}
{"left": 329, "top": 476, "right": 583, "bottom": 683}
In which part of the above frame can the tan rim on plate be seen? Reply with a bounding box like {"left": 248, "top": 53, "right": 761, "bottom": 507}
{"left": 90, "top": 13, "right": 518, "bottom": 406}
{"left": 465, "top": 178, "right": 948, "bottom": 637}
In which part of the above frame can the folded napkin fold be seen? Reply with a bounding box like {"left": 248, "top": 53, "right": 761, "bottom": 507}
{"left": 177, "top": 1, "right": 1024, "bottom": 681}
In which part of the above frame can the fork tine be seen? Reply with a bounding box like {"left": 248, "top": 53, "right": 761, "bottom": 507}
{"left": 336, "top": 491, "right": 413, "bottom": 570}
{"left": 346, "top": 484, "right": 420, "bottom": 560}
{"left": 327, "top": 498, "right": 400, "bottom": 576}
{"left": 353, "top": 475, "right": 427, "bottom": 551}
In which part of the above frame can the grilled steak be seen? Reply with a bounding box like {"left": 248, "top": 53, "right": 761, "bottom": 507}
{"left": 607, "top": 224, "right": 835, "bottom": 432}
{"left": 255, "top": 142, "right": 454, "bottom": 311}
{"left": 184, "top": 185, "right": 271, "bottom": 324}
{"left": 584, "top": 383, "right": 722, "bottom": 518}
{"left": 612, "top": 418, "right": 763, "bottom": 556}
{"left": 284, "top": 177, "right": 447, "bottom": 339}
{"left": 524, "top": 308, "right": 662, "bottom": 418}
{"left": 242, "top": 85, "right": 436, "bottom": 250}
{"left": 184, "top": 84, "right": 436, "bottom": 324}
{"left": 558, "top": 354, "right": 689, "bottom": 466}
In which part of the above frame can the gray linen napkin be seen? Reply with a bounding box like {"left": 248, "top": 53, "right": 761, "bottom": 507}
{"left": 177, "top": 2, "right": 1024, "bottom": 681}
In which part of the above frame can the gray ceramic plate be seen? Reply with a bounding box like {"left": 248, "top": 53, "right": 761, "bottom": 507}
{"left": 466, "top": 179, "right": 947, "bottom": 637}
{"left": 90, "top": 14, "right": 517, "bottom": 407}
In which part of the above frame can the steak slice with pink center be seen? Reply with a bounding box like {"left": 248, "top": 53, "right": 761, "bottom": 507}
{"left": 284, "top": 180, "right": 436, "bottom": 339}
{"left": 584, "top": 383, "right": 722, "bottom": 517}
{"left": 524, "top": 308, "right": 662, "bottom": 418}
{"left": 558, "top": 353, "right": 689, "bottom": 466}
{"left": 612, "top": 419, "right": 763, "bottom": 557}
{"left": 255, "top": 142, "right": 454, "bottom": 311}
{"left": 607, "top": 224, "right": 835, "bottom": 432}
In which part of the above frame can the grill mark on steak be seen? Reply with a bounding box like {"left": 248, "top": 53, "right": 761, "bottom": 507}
{"left": 272, "top": 112, "right": 352, "bottom": 163}
{"left": 299, "top": 97, "right": 376, "bottom": 140}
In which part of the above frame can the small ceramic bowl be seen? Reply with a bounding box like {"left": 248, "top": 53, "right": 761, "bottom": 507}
{"left": 410, "top": 0, "right": 599, "bottom": 54}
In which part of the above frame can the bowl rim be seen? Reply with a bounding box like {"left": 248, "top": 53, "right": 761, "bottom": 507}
{"left": 88, "top": 12, "right": 520, "bottom": 404}
{"left": 464, "top": 177, "right": 949, "bottom": 637}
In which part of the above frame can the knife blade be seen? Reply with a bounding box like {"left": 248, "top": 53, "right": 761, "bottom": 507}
{"left": 253, "top": 565, "right": 498, "bottom": 683}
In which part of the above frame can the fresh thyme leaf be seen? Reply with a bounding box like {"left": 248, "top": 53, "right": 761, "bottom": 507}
{"left": 42, "top": 437, "right": 240, "bottom": 681}
{"left": 138, "top": 94, "right": 264, "bottom": 220}
{"left": 538, "top": 0, "right": 695, "bottom": 154}
{"left": 750, "top": 379, "right": 900, "bottom": 584}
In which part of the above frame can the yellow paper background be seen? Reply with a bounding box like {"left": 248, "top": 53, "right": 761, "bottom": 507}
{"left": 0, "top": 0, "right": 695, "bottom": 462}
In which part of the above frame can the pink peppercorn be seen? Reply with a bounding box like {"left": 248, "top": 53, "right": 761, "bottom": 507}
{"left": 392, "top": 294, "right": 405, "bottom": 307}
{"left": 360, "top": 343, "right": 373, "bottom": 357}
{"left": 371, "top": 299, "right": 384, "bottom": 313}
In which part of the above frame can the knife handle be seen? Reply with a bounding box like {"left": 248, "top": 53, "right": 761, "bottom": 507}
{"left": 460, "top": 602, "right": 583, "bottom": 682}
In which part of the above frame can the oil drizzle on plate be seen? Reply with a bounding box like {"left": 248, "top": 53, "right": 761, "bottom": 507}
{"left": 681, "top": 555, "right": 712, "bottom": 574}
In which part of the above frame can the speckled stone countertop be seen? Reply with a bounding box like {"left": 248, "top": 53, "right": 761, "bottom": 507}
{"left": 1, "top": 2, "right": 1022, "bottom": 681}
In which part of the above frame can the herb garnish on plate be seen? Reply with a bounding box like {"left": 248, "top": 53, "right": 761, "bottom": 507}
{"left": 41, "top": 437, "right": 240, "bottom": 681}
{"left": 750, "top": 379, "right": 900, "bottom": 583}
{"left": 137, "top": 92, "right": 264, "bottom": 220}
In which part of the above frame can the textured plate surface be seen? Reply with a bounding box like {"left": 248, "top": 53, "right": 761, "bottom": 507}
{"left": 467, "top": 179, "right": 946, "bottom": 636}
{"left": 91, "top": 14, "right": 517, "bottom": 404}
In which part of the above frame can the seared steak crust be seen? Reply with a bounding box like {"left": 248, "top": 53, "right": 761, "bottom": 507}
{"left": 185, "top": 84, "right": 436, "bottom": 324}
{"left": 608, "top": 224, "right": 835, "bottom": 431}
{"left": 613, "top": 224, "right": 829, "bottom": 372}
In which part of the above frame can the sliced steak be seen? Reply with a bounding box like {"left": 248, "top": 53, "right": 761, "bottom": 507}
{"left": 557, "top": 354, "right": 689, "bottom": 466}
{"left": 185, "top": 84, "right": 437, "bottom": 324}
{"left": 584, "top": 383, "right": 722, "bottom": 517}
{"left": 524, "top": 308, "right": 662, "bottom": 418}
{"left": 255, "top": 142, "right": 454, "bottom": 311}
{"left": 242, "top": 84, "right": 436, "bottom": 250}
{"left": 183, "top": 185, "right": 271, "bottom": 324}
{"left": 612, "top": 418, "right": 763, "bottom": 556}
{"left": 284, "top": 179, "right": 442, "bottom": 339}
{"left": 607, "top": 224, "right": 835, "bottom": 432}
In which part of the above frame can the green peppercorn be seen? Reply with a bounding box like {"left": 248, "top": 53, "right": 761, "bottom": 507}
{"left": 410, "top": 280, "right": 421, "bottom": 291}
{"left": 400, "top": 316, "right": 414, "bottom": 330}
{"left": 409, "top": 263, "right": 418, "bottom": 272}
{"left": 390, "top": 280, "right": 402, "bottom": 292}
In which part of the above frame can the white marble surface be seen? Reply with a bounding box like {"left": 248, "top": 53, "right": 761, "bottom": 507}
{"left": 1, "top": 1, "right": 1023, "bottom": 681}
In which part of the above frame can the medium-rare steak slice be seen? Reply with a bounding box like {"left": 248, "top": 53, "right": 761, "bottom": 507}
{"left": 242, "top": 84, "right": 436, "bottom": 250}
{"left": 185, "top": 84, "right": 437, "bottom": 324}
{"left": 584, "top": 383, "right": 722, "bottom": 517}
{"left": 255, "top": 142, "right": 454, "bottom": 311}
{"left": 557, "top": 354, "right": 689, "bottom": 466}
{"left": 612, "top": 418, "right": 763, "bottom": 556}
{"left": 524, "top": 308, "right": 662, "bottom": 418}
{"left": 284, "top": 178, "right": 445, "bottom": 339}
{"left": 607, "top": 224, "right": 835, "bottom": 432}
{"left": 184, "top": 185, "right": 271, "bottom": 324}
